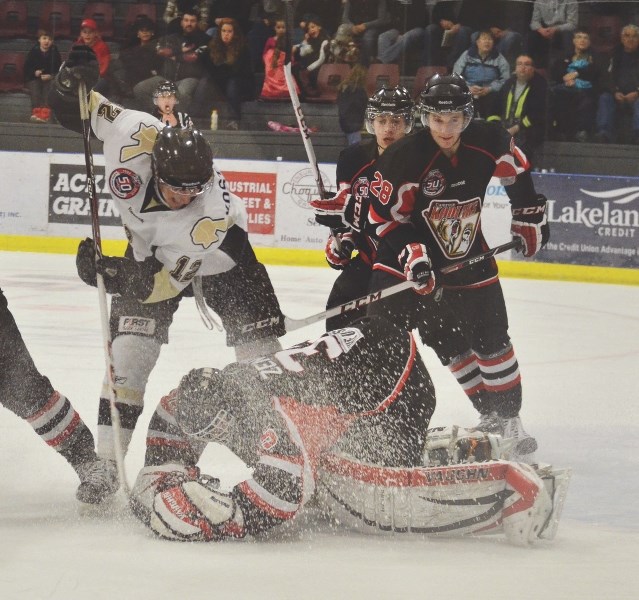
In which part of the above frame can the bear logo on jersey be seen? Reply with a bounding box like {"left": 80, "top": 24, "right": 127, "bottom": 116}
{"left": 424, "top": 198, "right": 481, "bottom": 258}
{"left": 109, "top": 168, "right": 142, "bottom": 200}
{"left": 422, "top": 169, "right": 446, "bottom": 198}
{"left": 191, "top": 217, "right": 228, "bottom": 249}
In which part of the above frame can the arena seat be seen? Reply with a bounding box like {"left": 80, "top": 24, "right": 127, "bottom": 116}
{"left": 39, "top": 1, "right": 73, "bottom": 40}
{"left": 365, "top": 63, "right": 400, "bottom": 96}
{"left": 0, "top": 1, "right": 29, "bottom": 39}
{"left": 309, "top": 63, "right": 351, "bottom": 104}
{"left": 0, "top": 51, "right": 26, "bottom": 92}
{"left": 82, "top": 3, "right": 115, "bottom": 40}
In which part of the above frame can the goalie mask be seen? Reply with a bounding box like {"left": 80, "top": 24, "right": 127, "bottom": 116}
{"left": 418, "top": 73, "right": 474, "bottom": 131}
{"left": 175, "top": 368, "right": 244, "bottom": 444}
{"left": 152, "top": 127, "right": 214, "bottom": 202}
{"left": 365, "top": 86, "right": 415, "bottom": 135}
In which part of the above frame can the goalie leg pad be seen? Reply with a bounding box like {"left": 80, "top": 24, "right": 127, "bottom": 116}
{"left": 502, "top": 462, "right": 553, "bottom": 546}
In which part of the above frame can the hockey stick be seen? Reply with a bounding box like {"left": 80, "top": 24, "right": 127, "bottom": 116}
{"left": 78, "top": 81, "right": 130, "bottom": 496}
{"left": 242, "top": 240, "right": 521, "bottom": 334}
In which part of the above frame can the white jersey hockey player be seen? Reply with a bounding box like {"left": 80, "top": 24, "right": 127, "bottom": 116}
{"left": 49, "top": 44, "right": 286, "bottom": 504}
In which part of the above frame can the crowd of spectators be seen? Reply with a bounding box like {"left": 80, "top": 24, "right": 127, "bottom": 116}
{"left": 10, "top": 1, "right": 639, "bottom": 146}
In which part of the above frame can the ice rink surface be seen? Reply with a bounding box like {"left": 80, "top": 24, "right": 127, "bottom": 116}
{"left": 1, "top": 251, "right": 638, "bottom": 600}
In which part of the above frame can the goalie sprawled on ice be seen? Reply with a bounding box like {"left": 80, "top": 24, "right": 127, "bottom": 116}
{"left": 131, "top": 316, "right": 569, "bottom": 545}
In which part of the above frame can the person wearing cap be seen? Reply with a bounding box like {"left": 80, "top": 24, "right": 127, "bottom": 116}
{"left": 76, "top": 18, "right": 111, "bottom": 95}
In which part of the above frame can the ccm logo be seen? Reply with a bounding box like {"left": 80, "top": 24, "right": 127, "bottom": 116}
{"left": 241, "top": 315, "right": 282, "bottom": 333}
{"left": 340, "top": 291, "right": 382, "bottom": 314}
{"left": 512, "top": 205, "right": 545, "bottom": 216}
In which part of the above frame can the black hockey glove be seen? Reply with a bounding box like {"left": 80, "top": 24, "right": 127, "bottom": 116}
{"left": 325, "top": 231, "right": 355, "bottom": 270}
{"left": 399, "top": 243, "right": 436, "bottom": 295}
{"left": 54, "top": 45, "right": 99, "bottom": 96}
{"left": 511, "top": 194, "right": 550, "bottom": 258}
{"left": 76, "top": 237, "right": 99, "bottom": 287}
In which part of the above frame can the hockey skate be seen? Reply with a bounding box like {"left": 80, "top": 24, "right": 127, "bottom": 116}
{"left": 76, "top": 458, "right": 119, "bottom": 504}
{"left": 474, "top": 412, "right": 538, "bottom": 464}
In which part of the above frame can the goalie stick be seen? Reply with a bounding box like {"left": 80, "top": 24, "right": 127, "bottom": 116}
{"left": 241, "top": 240, "right": 522, "bottom": 334}
{"left": 78, "top": 81, "right": 130, "bottom": 496}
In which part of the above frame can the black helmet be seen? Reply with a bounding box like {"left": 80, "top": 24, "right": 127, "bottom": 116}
{"left": 365, "top": 86, "right": 415, "bottom": 135}
{"left": 418, "top": 73, "right": 474, "bottom": 129}
{"left": 152, "top": 127, "right": 214, "bottom": 197}
{"left": 153, "top": 80, "right": 178, "bottom": 102}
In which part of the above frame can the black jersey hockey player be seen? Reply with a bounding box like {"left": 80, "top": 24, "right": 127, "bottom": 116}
{"left": 1, "top": 287, "right": 115, "bottom": 503}
{"left": 130, "top": 316, "right": 566, "bottom": 546}
{"left": 366, "top": 73, "right": 550, "bottom": 464}
{"left": 48, "top": 45, "right": 286, "bottom": 503}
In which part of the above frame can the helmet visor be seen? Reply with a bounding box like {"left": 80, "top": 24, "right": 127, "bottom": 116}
{"left": 158, "top": 177, "right": 214, "bottom": 198}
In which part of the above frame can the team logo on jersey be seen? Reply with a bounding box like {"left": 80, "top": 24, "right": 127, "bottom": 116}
{"left": 120, "top": 123, "right": 160, "bottom": 163}
{"left": 331, "top": 327, "right": 364, "bottom": 353}
{"left": 422, "top": 169, "right": 446, "bottom": 198}
{"left": 260, "top": 428, "right": 278, "bottom": 450}
{"left": 109, "top": 168, "right": 142, "bottom": 199}
{"left": 424, "top": 198, "right": 481, "bottom": 258}
{"left": 353, "top": 177, "right": 370, "bottom": 199}
{"left": 190, "top": 217, "right": 228, "bottom": 248}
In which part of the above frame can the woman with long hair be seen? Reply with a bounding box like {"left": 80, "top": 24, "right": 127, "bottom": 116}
{"left": 191, "top": 17, "right": 255, "bottom": 129}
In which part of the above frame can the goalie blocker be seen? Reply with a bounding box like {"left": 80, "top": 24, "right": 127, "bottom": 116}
{"left": 130, "top": 316, "right": 570, "bottom": 545}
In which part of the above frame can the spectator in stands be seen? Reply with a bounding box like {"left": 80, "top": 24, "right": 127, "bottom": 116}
{"left": 77, "top": 18, "right": 111, "bottom": 95}
{"left": 259, "top": 18, "right": 298, "bottom": 100}
{"left": 490, "top": 54, "right": 548, "bottom": 165}
{"left": 341, "top": 0, "right": 391, "bottom": 66}
{"left": 453, "top": 30, "right": 509, "bottom": 118}
{"left": 247, "top": 1, "right": 294, "bottom": 73}
{"left": 550, "top": 29, "right": 604, "bottom": 143}
{"left": 208, "top": 0, "right": 254, "bottom": 35}
{"left": 192, "top": 18, "right": 255, "bottom": 130}
{"left": 152, "top": 80, "right": 194, "bottom": 128}
{"left": 595, "top": 24, "right": 639, "bottom": 144}
{"left": 296, "top": 0, "right": 341, "bottom": 37}
{"left": 140, "top": 9, "right": 210, "bottom": 113}
{"left": 376, "top": 0, "right": 429, "bottom": 66}
{"left": 118, "top": 17, "right": 164, "bottom": 110}
{"left": 293, "top": 15, "right": 330, "bottom": 97}
{"left": 422, "top": 0, "right": 472, "bottom": 70}
{"left": 527, "top": 0, "right": 578, "bottom": 68}
{"left": 164, "top": 1, "right": 209, "bottom": 34}
{"left": 459, "top": 0, "right": 523, "bottom": 68}
{"left": 24, "top": 29, "right": 62, "bottom": 123}
{"left": 337, "top": 60, "right": 368, "bottom": 146}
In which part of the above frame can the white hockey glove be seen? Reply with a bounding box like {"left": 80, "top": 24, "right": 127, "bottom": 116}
{"left": 310, "top": 187, "right": 358, "bottom": 230}
{"left": 150, "top": 472, "right": 245, "bottom": 542}
{"left": 511, "top": 195, "right": 550, "bottom": 258}
{"left": 399, "top": 243, "right": 436, "bottom": 295}
{"left": 325, "top": 231, "right": 355, "bottom": 270}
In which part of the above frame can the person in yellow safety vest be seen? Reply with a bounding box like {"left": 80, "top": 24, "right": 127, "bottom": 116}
{"left": 488, "top": 54, "right": 548, "bottom": 167}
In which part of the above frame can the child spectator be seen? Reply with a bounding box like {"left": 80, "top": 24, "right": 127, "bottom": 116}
{"left": 76, "top": 18, "right": 111, "bottom": 95}
{"left": 260, "top": 19, "right": 299, "bottom": 101}
{"left": 293, "top": 15, "right": 330, "bottom": 97}
{"left": 152, "top": 80, "right": 194, "bottom": 128}
{"left": 24, "top": 29, "right": 61, "bottom": 123}
{"left": 453, "top": 30, "right": 510, "bottom": 118}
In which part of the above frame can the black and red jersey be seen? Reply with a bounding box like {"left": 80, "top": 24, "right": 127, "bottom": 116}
{"left": 368, "top": 120, "right": 542, "bottom": 287}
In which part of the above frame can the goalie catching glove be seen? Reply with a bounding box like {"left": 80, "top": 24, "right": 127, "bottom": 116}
{"left": 54, "top": 44, "right": 99, "bottom": 96}
{"left": 76, "top": 237, "right": 159, "bottom": 300}
{"left": 325, "top": 231, "right": 355, "bottom": 270}
{"left": 511, "top": 195, "right": 550, "bottom": 257}
{"left": 134, "top": 467, "right": 245, "bottom": 542}
{"left": 399, "top": 243, "right": 436, "bottom": 295}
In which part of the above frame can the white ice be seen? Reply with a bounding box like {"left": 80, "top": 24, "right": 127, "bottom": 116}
{"left": 0, "top": 251, "right": 638, "bottom": 600}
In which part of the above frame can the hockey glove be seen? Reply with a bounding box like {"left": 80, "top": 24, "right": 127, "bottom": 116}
{"left": 511, "top": 195, "right": 550, "bottom": 258}
{"left": 149, "top": 472, "right": 245, "bottom": 542}
{"left": 310, "top": 187, "right": 359, "bottom": 230}
{"left": 54, "top": 44, "right": 99, "bottom": 96}
{"left": 399, "top": 243, "right": 436, "bottom": 295}
{"left": 76, "top": 237, "right": 99, "bottom": 287}
{"left": 325, "top": 231, "right": 355, "bottom": 270}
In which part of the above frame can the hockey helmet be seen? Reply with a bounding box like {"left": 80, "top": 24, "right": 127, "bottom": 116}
{"left": 175, "top": 367, "right": 243, "bottom": 444}
{"left": 153, "top": 80, "right": 178, "bottom": 103}
{"left": 365, "top": 86, "right": 415, "bottom": 135}
{"left": 152, "top": 127, "right": 214, "bottom": 198}
{"left": 418, "top": 73, "right": 474, "bottom": 130}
